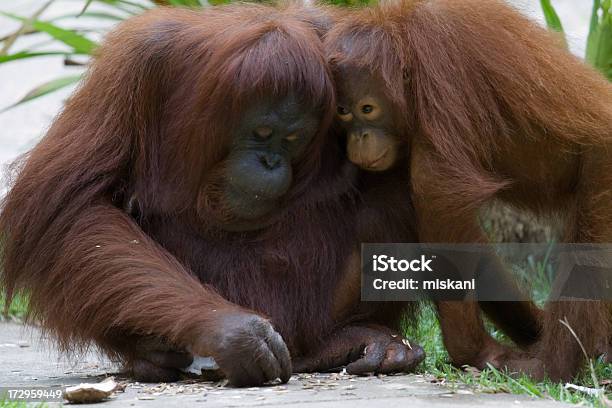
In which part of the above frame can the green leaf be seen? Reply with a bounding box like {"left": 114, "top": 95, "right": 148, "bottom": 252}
{"left": 1, "top": 12, "right": 97, "bottom": 54}
{"left": 0, "top": 0, "right": 54, "bottom": 55}
{"left": 52, "top": 11, "right": 128, "bottom": 22}
{"left": 1, "top": 75, "right": 83, "bottom": 112}
{"left": 0, "top": 51, "right": 81, "bottom": 63}
{"left": 587, "top": 0, "right": 602, "bottom": 49}
{"left": 586, "top": 0, "right": 612, "bottom": 80}
{"left": 539, "top": 0, "right": 565, "bottom": 33}
{"left": 539, "top": 0, "right": 568, "bottom": 49}
{"left": 92, "top": 0, "right": 139, "bottom": 15}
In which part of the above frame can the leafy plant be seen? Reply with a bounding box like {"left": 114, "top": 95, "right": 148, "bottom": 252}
{"left": 0, "top": 0, "right": 193, "bottom": 109}
{"left": 539, "top": 0, "right": 566, "bottom": 41}
{"left": 586, "top": 0, "right": 612, "bottom": 79}
{"left": 541, "top": 0, "right": 612, "bottom": 80}
{"left": 1, "top": 1, "right": 131, "bottom": 109}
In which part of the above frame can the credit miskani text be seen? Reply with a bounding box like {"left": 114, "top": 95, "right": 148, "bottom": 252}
{"left": 371, "top": 254, "right": 475, "bottom": 291}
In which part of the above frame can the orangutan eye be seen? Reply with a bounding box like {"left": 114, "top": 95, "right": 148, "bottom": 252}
{"left": 284, "top": 133, "right": 299, "bottom": 142}
{"left": 361, "top": 105, "right": 374, "bottom": 114}
{"left": 337, "top": 106, "right": 350, "bottom": 116}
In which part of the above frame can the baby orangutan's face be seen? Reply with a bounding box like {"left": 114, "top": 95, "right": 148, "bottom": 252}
{"left": 335, "top": 68, "right": 400, "bottom": 172}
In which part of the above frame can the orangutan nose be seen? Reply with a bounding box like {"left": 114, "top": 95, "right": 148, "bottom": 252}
{"left": 351, "top": 131, "right": 369, "bottom": 141}
{"left": 254, "top": 126, "right": 273, "bottom": 139}
{"left": 259, "top": 153, "right": 282, "bottom": 170}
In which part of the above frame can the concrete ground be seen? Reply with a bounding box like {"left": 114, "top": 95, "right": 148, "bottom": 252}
{"left": 0, "top": 322, "right": 571, "bottom": 407}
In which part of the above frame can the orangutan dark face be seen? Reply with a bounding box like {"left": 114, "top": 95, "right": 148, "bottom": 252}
{"left": 222, "top": 95, "right": 319, "bottom": 221}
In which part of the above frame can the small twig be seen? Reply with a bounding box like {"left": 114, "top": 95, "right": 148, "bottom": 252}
{"left": 564, "top": 383, "right": 602, "bottom": 396}
{"left": 1, "top": 0, "right": 55, "bottom": 56}
{"left": 558, "top": 317, "right": 610, "bottom": 406}
{"left": 78, "top": 0, "right": 94, "bottom": 17}
{"left": 63, "top": 57, "right": 86, "bottom": 66}
{"left": 558, "top": 317, "right": 600, "bottom": 390}
{"left": 0, "top": 28, "right": 37, "bottom": 42}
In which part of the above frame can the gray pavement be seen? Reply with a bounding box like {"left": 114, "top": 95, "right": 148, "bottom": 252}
{"left": 0, "top": 322, "right": 571, "bottom": 407}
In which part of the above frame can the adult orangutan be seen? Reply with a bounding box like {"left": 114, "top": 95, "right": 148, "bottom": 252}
{"left": 0, "top": 3, "right": 425, "bottom": 386}
{"left": 326, "top": 0, "right": 612, "bottom": 381}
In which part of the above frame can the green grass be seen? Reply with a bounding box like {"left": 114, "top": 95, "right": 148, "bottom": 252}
{"left": 0, "top": 399, "right": 46, "bottom": 408}
{"left": 406, "top": 304, "right": 612, "bottom": 407}
{"left": 0, "top": 292, "right": 28, "bottom": 319}
{"left": 0, "top": 401, "right": 27, "bottom": 408}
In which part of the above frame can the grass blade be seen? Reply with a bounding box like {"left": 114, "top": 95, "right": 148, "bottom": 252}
{"left": 52, "top": 11, "right": 128, "bottom": 22}
{"left": 539, "top": 0, "right": 565, "bottom": 33}
{"left": 1, "top": 12, "right": 98, "bottom": 54}
{"left": 0, "top": 0, "right": 55, "bottom": 55}
{"left": 588, "top": 0, "right": 602, "bottom": 41}
{"left": 539, "top": 0, "right": 568, "bottom": 49}
{"left": 587, "top": 0, "right": 602, "bottom": 64}
{"left": 586, "top": 1, "right": 612, "bottom": 79}
{"left": 0, "top": 51, "right": 82, "bottom": 63}
{"left": 1, "top": 74, "right": 82, "bottom": 112}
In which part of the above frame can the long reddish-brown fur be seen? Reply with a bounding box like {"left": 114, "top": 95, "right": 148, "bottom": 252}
{"left": 1, "top": 1, "right": 425, "bottom": 383}
{"left": 326, "top": 0, "right": 612, "bottom": 380}
{"left": 0, "top": 2, "right": 359, "bottom": 374}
